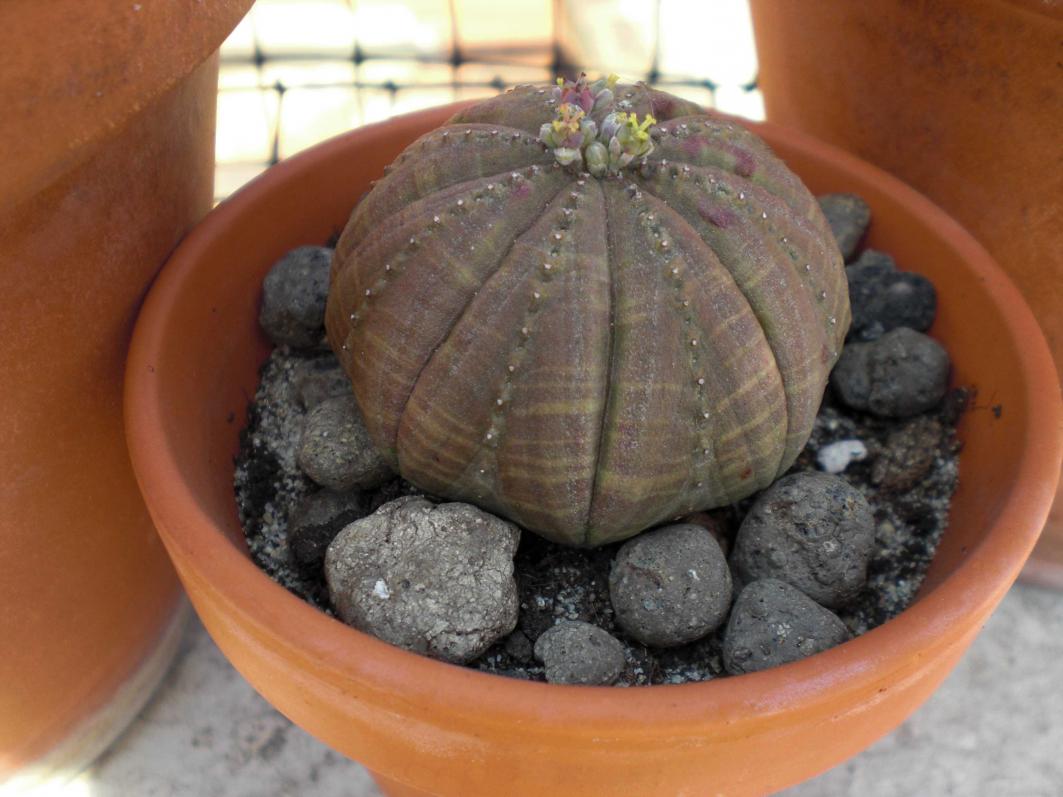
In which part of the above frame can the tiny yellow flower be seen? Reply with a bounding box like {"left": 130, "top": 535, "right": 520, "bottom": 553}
{"left": 551, "top": 103, "right": 585, "bottom": 135}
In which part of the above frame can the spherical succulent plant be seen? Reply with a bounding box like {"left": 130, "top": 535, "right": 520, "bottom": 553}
{"left": 325, "top": 75, "right": 849, "bottom": 547}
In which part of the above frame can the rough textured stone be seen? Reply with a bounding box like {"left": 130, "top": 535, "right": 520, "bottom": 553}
{"left": 259, "top": 246, "right": 333, "bottom": 348}
{"left": 533, "top": 620, "right": 626, "bottom": 685}
{"left": 677, "top": 510, "right": 732, "bottom": 556}
{"left": 818, "top": 193, "right": 871, "bottom": 261}
{"left": 325, "top": 496, "right": 521, "bottom": 663}
{"left": 872, "top": 416, "right": 944, "bottom": 492}
{"left": 288, "top": 490, "right": 367, "bottom": 576}
{"left": 831, "top": 327, "right": 951, "bottom": 418}
{"left": 297, "top": 395, "right": 392, "bottom": 491}
{"left": 503, "top": 630, "right": 534, "bottom": 663}
{"left": 294, "top": 356, "right": 352, "bottom": 409}
{"left": 723, "top": 579, "right": 850, "bottom": 675}
{"left": 847, "top": 250, "right": 937, "bottom": 342}
{"left": 731, "top": 472, "right": 875, "bottom": 609}
{"left": 609, "top": 523, "right": 732, "bottom": 647}
{"left": 847, "top": 248, "right": 896, "bottom": 274}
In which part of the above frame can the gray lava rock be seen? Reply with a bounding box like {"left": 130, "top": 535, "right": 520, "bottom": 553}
{"left": 609, "top": 523, "right": 732, "bottom": 647}
{"left": 871, "top": 415, "right": 944, "bottom": 492}
{"left": 504, "top": 630, "right": 534, "bottom": 663}
{"left": 288, "top": 490, "right": 368, "bottom": 576}
{"left": 294, "top": 356, "right": 352, "bottom": 409}
{"left": 259, "top": 246, "right": 333, "bottom": 348}
{"left": 325, "top": 496, "right": 521, "bottom": 664}
{"left": 818, "top": 193, "right": 871, "bottom": 261}
{"left": 847, "top": 248, "right": 896, "bottom": 274}
{"left": 831, "top": 327, "right": 951, "bottom": 418}
{"left": 847, "top": 250, "right": 937, "bottom": 342}
{"left": 722, "top": 579, "right": 850, "bottom": 675}
{"left": 533, "top": 620, "right": 626, "bottom": 685}
{"left": 731, "top": 472, "right": 875, "bottom": 609}
{"left": 677, "top": 510, "right": 733, "bottom": 557}
{"left": 297, "top": 395, "right": 392, "bottom": 491}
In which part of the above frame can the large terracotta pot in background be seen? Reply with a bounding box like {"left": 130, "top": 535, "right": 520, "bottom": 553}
{"left": 748, "top": 0, "right": 1063, "bottom": 587}
{"left": 125, "top": 105, "right": 1061, "bottom": 796}
{"left": 0, "top": 0, "right": 251, "bottom": 785}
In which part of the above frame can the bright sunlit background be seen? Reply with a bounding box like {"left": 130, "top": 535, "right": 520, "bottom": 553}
{"left": 214, "top": 0, "right": 762, "bottom": 201}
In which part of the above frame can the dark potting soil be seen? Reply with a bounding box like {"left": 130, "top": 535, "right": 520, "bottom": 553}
{"left": 234, "top": 343, "right": 967, "bottom": 686}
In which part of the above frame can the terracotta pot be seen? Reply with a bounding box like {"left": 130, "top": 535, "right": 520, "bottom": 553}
{"left": 0, "top": 0, "right": 252, "bottom": 785}
{"left": 124, "top": 104, "right": 1061, "bottom": 797}
{"left": 748, "top": 0, "right": 1063, "bottom": 587}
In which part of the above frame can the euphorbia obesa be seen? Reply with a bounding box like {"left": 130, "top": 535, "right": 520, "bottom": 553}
{"left": 326, "top": 75, "right": 849, "bottom": 546}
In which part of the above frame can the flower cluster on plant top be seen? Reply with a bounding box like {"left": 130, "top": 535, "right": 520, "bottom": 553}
{"left": 538, "top": 73, "right": 657, "bottom": 177}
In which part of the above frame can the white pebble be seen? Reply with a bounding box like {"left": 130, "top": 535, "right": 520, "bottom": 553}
{"left": 817, "top": 439, "right": 868, "bottom": 474}
{"left": 373, "top": 579, "right": 391, "bottom": 599}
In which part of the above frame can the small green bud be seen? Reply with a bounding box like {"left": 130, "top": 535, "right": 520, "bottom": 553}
{"left": 554, "top": 147, "right": 583, "bottom": 167}
{"left": 585, "top": 141, "right": 609, "bottom": 177}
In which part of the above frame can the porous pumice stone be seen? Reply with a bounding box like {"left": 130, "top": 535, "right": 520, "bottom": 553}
{"left": 533, "top": 620, "right": 626, "bottom": 685}
{"left": 297, "top": 395, "right": 393, "bottom": 491}
{"left": 293, "top": 356, "right": 354, "bottom": 409}
{"left": 846, "top": 250, "right": 937, "bottom": 342}
{"left": 831, "top": 327, "right": 951, "bottom": 418}
{"left": 871, "top": 415, "right": 944, "bottom": 492}
{"left": 731, "top": 471, "right": 875, "bottom": 609}
{"left": 325, "top": 75, "right": 850, "bottom": 547}
{"left": 678, "top": 510, "right": 732, "bottom": 556}
{"left": 608, "top": 523, "right": 732, "bottom": 647}
{"left": 722, "top": 579, "right": 850, "bottom": 675}
{"left": 287, "top": 489, "right": 368, "bottom": 577}
{"left": 325, "top": 496, "right": 521, "bottom": 664}
{"left": 817, "top": 193, "right": 871, "bottom": 262}
{"left": 503, "top": 630, "right": 534, "bottom": 663}
{"left": 259, "top": 245, "right": 333, "bottom": 348}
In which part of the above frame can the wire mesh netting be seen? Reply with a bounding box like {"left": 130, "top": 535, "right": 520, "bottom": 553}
{"left": 216, "top": 0, "right": 762, "bottom": 200}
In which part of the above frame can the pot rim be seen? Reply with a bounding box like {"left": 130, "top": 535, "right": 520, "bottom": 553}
{"left": 125, "top": 103, "right": 1062, "bottom": 731}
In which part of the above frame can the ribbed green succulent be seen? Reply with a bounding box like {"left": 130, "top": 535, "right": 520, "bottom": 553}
{"left": 325, "top": 75, "right": 849, "bottom": 547}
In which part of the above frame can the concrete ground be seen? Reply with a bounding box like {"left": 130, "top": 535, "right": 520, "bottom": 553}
{"left": 79, "top": 583, "right": 1061, "bottom": 797}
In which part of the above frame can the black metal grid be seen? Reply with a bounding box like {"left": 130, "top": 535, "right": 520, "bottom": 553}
{"left": 216, "top": 0, "right": 759, "bottom": 197}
